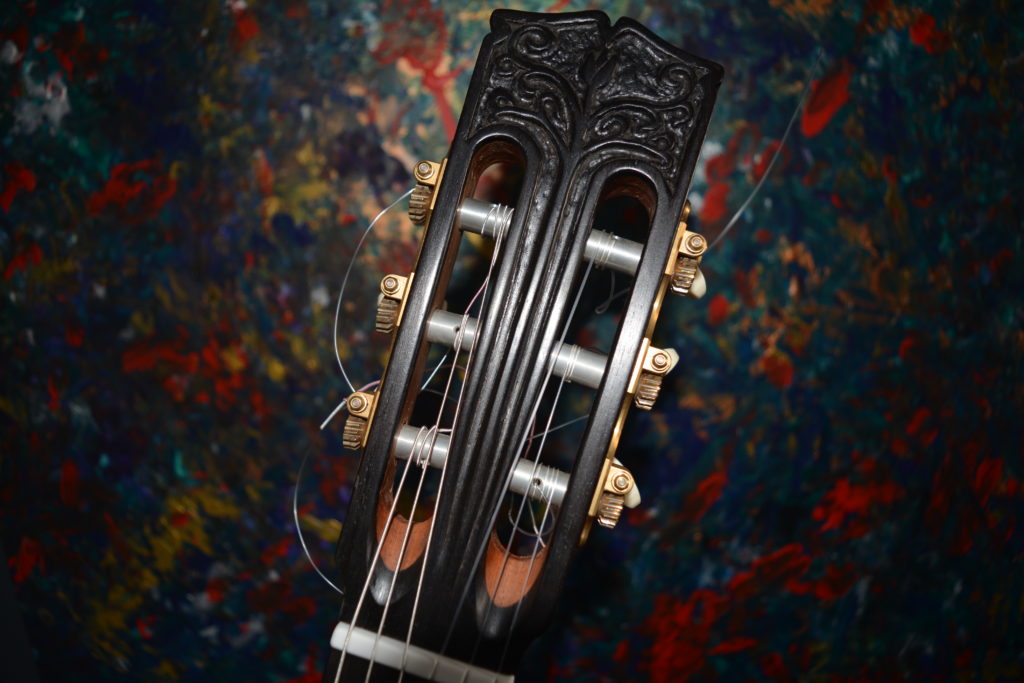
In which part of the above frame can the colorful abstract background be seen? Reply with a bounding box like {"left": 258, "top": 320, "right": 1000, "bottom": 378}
{"left": 3, "top": 0, "right": 1022, "bottom": 680}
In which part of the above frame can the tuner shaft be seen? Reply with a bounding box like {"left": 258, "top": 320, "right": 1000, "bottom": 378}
{"left": 458, "top": 198, "right": 643, "bottom": 276}
{"left": 426, "top": 310, "right": 607, "bottom": 389}
{"left": 394, "top": 426, "right": 569, "bottom": 506}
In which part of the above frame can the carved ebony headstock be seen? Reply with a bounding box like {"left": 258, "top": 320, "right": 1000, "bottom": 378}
{"left": 324, "top": 10, "right": 722, "bottom": 682}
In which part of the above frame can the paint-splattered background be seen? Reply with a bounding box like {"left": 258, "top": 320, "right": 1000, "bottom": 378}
{"left": 2, "top": 0, "right": 1022, "bottom": 680}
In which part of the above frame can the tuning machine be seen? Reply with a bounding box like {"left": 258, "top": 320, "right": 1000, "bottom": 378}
{"left": 342, "top": 391, "right": 377, "bottom": 450}
{"left": 594, "top": 460, "right": 642, "bottom": 528}
{"left": 667, "top": 201, "right": 707, "bottom": 299}
{"left": 375, "top": 273, "right": 412, "bottom": 334}
{"left": 408, "top": 159, "right": 446, "bottom": 226}
{"left": 628, "top": 339, "right": 679, "bottom": 411}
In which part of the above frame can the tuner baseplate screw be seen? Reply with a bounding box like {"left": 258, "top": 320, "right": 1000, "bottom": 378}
{"left": 382, "top": 276, "right": 399, "bottom": 294}
{"left": 416, "top": 161, "right": 433, "bottom": 179}
{"left": 348, "top": 395, "right": 365, "bottom": 412}
{"left": 652, "top": 352, "right": 669, "bottom": 370}
{"left": 686, "top": 234, "right": 706, "bottom": 253}
{"left": 613, "top": 473, "right": 631, "bottom": 493}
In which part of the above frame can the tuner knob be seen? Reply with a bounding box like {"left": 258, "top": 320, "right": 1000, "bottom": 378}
{"left": 594, "top": 462, "right": 638, "bottom": 529}
{"left": 342, "top": 391, "right": 376, "bottom": 450}
{"left": 634, "top": 371, "right": 664, "bottom": 411}
{"left": 375, "top": 294, "right": 400, "bottom": 334}
{"left": 670, "top": 257, "right": 707, "bottom": 299}
{"left": 631, "top": 346, "right": 678, "bottom": 411}
{"left": 342, "top": 414, "right": 367, "bottom": 450}
{"left": 668, "top": 216, "right": 708, "bottom": 299}
{"left": 595, "top": 493, "right": 625, "bottom": 528}
{"left": 408, "top": 183, "right": 433, "bottom": 225}
{"left": 376, "top": 274, "right": 410, "bottom": 334}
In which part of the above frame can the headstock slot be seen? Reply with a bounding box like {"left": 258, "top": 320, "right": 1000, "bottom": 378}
{"left": 478, "top": 170, "right": 658, "bottom": 629}
{"left": 356, "top": 137, "right": 532, "bottom": 615}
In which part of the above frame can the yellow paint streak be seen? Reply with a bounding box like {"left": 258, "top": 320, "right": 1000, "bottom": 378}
{"left": 768, "top": 0, "right": 834, "bottom": 20}
{"left": 300, "top": 514, "right": 343, "bottom": 543}
{"left": 266, "top": 357, "right": 287, "bottom": 382}
{"left": 221, "top": 346, "right": 246, "bottom": 373}
{"left": 130, "top": 309, "right": 155, "bottom": 335}
{"left": 83, "top": 485, "right": 240, "bottom": 664}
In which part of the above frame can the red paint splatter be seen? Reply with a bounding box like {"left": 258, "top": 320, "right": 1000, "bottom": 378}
{"left": 730, "top": 544, "right": 811, "bottom": 599}
{"left": 909, "top": 13, "right": 949, "bottom": 54}
{"left": 701, "top": 182, "right": 730, "bottom": 223}
{"left": 644, "top": 590, "right": 727, "bottom": 680}
{"left": 104, "top": 513, "right": 131, "bottom": 561}
{"left": 787, "top": 563, "right": 857, "bottom": 601}
{"left": 286, "top": 2, "right": 309, "bottom": 19}
{"left": 52, "top": 22, "right": 108, "bottom": 81}
{"left": 760, "top": 351, "right": 794, "bottom": 389}
{"left": 906, "top": 407, "right": 930, "bottom": 436}
{"left": 911, "top": 194, "right": 934, "bottom": 208}
{"left": 65, "top": 323, "right": 84, "bottom": 347}
{"left": 207, "top": 578, "right": 226, "bottom": 604}
{"left": 59, "top": 459, "right": 80, "bottom": 508}
{"left": 136, "top": 616, "right": 155, "bottom": 640}
{"left": 973, "top": 458, "right": 1003, "bottom": 505}
{"left": 707, "top": 293, "right": 729, "bottom": 328}
{"left": 898, "top": 336, "right": 916, "bottom": 359}
{"left": 261, "top": 536, "right": 291, "bottom": 565}
{"left": 121, "top": 340, "right": 198, "bottom": 374}
{"left": 760, "top": 652, "right": 789, "bottom": 681}
{"left": 709, "top": 637, "right": 757, "bottom": 655}
{"left": 734, "top": 267, "right": 758, "bottom": 308}
{"left": 0, "top": 162, "right": 37, "bottom": 212}
{"left": 3, "top": 241, "right": 43, "bottom": 279}
{"left": 232, "top": 10, "right": 260, "bottom": 48}
{"left": 813, "top": 477, "right": 903, "bottom": 532}
{"left": 752, "top": 140, "right": 785, "bottom": 181}
{"left": 254, "top": 150, "right": 274, "bottom": 196}
{"left": 87, "top": 159, "right": 177, "bottom": 224}
{"left": 12, "top": 537, "right": 43, "bottom": 583}
{"left": 801, "top": 61, "right": 851, "bottom": 137}
{"left": 679, "top": 467, "right": 728, "bottom": 523}
{"left": 47, "top": 375, "right": 61, "bottom": 413}
{"left": 371, "top": 0, "right": 465, "bottom": 141}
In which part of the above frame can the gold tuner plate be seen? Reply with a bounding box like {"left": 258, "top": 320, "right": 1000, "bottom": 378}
{"left": 375, "top": 273, "right": 412, "bottom": 334}
{"left": 595, "top": 462, "right": 636, "bottom": 529}
{"left": 627, "top": 339, "right": 679, "bottom": 411}
{"left": 342, "top": 391, "right": 377, "bottom": 450}
{"left": 408, "top": 159, "right": 447, "bottom": 225}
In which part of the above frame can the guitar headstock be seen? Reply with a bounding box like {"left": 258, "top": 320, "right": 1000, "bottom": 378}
{"left": 326, "top": 10, "right": 722, "bottom": 681}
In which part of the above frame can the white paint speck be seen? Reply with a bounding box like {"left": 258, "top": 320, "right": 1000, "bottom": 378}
{"left": 14, "top": 64, "right": 72, "bottom": 134}
{"left": 311, "top": 284, "right": 329, "bottom": 308}
{"left": 1, "top": 40, "right": 20, "bottom": 64}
